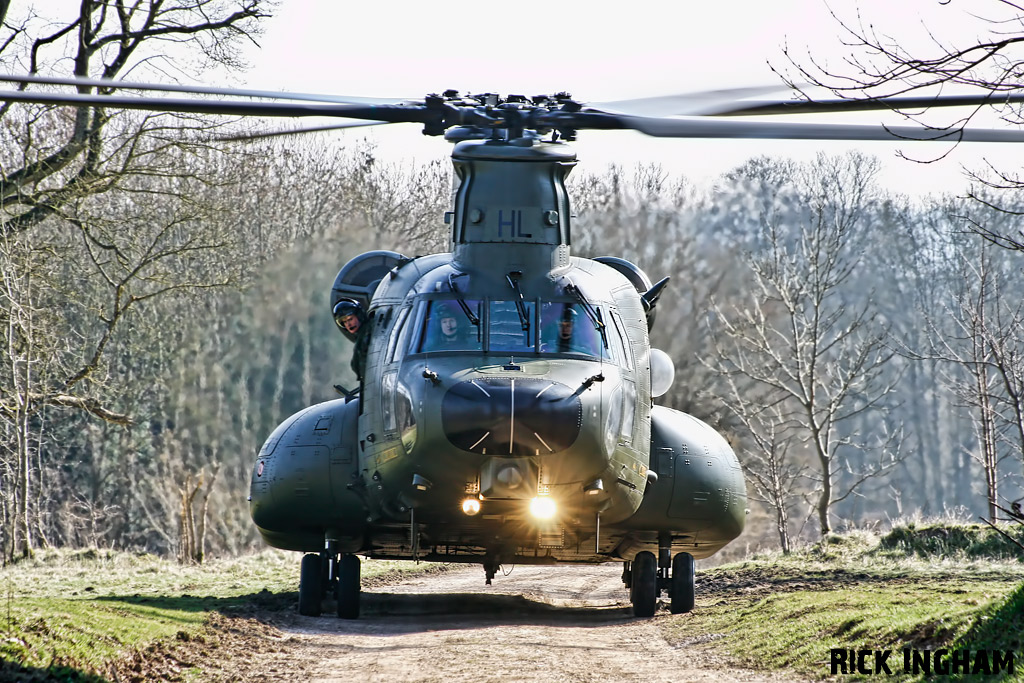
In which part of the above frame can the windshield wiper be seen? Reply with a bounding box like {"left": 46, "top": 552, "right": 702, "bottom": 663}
{"left": 447, "top": 272, "right": 480, "bottom": 326}
{"left": 506, "top": 271, "right": 530, "bottom": 332}
{"left": 564, "top": 279, "right": 608, "bottom": 349}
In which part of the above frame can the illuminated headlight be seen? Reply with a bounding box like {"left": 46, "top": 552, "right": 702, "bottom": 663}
{"left": 461, "top": 497, "right": 481, "bottom": 516}
{"left": 529, "top": 496, "right": 557, "bottom": 520}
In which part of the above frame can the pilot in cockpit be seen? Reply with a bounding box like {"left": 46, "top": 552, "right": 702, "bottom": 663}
{"left": 541, "top": 305, "right": 598, "bottom": 355}
{"left": 432, "top": 304, "right": 464, "bottom": 348}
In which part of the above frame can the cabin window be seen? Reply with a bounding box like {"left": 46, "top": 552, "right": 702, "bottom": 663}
{"left": 610, "top": 312, "right": 634, "bottom": 370}
{"left": 415, "top": 299, "right": 482, "bottom": 352}
{"left": 620, "top": 379, "right": 636, "bottom": 442}
{"left": 385, "top": 306, "right": 411, "bottom": 365}
{"left": 489, "top": 300, "right": 534, "bottom": 353}
{"left": 538, "top": 302, "right": 608, "bottom": 359}
{"left": 396, "top": 382, "right": 416, "bottom": 452}
{"left": 381, "top": 371, "right": 397, "bottom": 433}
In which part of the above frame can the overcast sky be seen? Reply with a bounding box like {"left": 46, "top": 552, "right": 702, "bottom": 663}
{"left": 234, "top": 0, "right": 1019, "bottom": 197}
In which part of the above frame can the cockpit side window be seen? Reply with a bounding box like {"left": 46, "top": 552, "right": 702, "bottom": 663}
{"left": 539, "top": 302, "right": 608, "bottom": 359}
{"left": 416, "top": 299, "right": 483, "bottom": 352}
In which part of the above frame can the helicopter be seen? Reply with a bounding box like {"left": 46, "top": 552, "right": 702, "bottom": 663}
{"left": 4, "top": 74, "right": 1024, "bottom": 619}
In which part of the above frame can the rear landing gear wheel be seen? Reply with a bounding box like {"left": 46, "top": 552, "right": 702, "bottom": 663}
{"left": 630, "top": 550, "right": 658, "bottom": 617}
{"left": 670, "top": 552, "right": 695, "bottom": 614}
{"left": 298, "top": 553, "right": 323, "bottom": 616}
{"left": 336, "top": 553, "right": 361, "bottom": 619}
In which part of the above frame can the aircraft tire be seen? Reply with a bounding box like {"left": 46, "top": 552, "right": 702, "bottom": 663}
{"left": 670, "top": 552, "right": 695, "bottom": 614}
{"left": 298, "top": 553, "right": 323, "bottom": 616}
{"left": 630, "top": 550, "right": 658, "bottom": 617}
{"left": 336, "top": 553, "right": 361, "bottom": 619}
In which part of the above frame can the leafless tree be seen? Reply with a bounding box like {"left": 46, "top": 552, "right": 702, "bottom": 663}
{"left": 0, "top": 232, "right": 50, "bottom": 559}
{"left": 0, "top": 1, "right": 267, "bottom": 561}
{"left": 709, "top": 153, "right": 901, "bottom": 538}
{"left": 915, "top": 242, "right": 1024, "bottom": 519}
{"left": 719, "top": 383, "right": 806, "bottom": 552}
{"left": 0, "top": 1, "right": 266, "bottom": 235}
{"left": 779, "top": 1, "right": 1024, "bottom": 250}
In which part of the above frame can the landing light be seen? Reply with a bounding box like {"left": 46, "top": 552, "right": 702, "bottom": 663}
{"left": 529, "top": 496, "right": 557, "bottom": 520}
{"left": 461, "top": 497, "right": 481, "bottom": 516}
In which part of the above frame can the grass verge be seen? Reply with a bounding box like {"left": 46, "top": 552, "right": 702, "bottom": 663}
{"left": 666, "top": 526, "right": 1024, "bottom": 681}
{"left": 0, "top": 548, "right": 433, "bottom": 681}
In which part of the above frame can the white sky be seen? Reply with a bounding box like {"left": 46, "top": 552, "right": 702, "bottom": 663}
{"left": 234, "top": 0, "right": 1022, "bottom": 198}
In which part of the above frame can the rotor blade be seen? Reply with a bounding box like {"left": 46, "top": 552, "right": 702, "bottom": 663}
{"left": 0, "top": 72, "right": 408, "bottom": 106}
{"left": 590, "top": 86, "right": 1024, "bottom": 118}
{"left": 0, "top": 88, "right": 430, "bottom": 122}
{"left": 589, "top": 86, "right": 796, "bottom": 117}
{"left": 216, "top": 120, "right": 387, "bottom": 142}
{"left": 621, "top": 115, "right": 1024, "bottom": 142}
{"left": 701, "top": 93, "right": 1024, "bottom": 117}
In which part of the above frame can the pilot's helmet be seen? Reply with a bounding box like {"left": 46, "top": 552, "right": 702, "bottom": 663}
{"left": 435, "top": 303, "right": 457, "bottom": 321}
{"left": 333, "top": 298, "right": 366, "bottom": 341}
{"left": 559, "top": 306, "right": 578, "bottom": 323}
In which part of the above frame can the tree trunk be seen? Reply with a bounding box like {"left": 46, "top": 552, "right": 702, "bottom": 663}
{"left": 817, "top": 454, "right": 832, "bottom": 536}
{"left": 15, "top": 400, "right": 32, "bottom": 559}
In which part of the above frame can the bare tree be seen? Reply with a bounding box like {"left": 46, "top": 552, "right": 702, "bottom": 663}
{"left": 917, "top": 242, "right": 1024, "bottom": 519}
{"left": 0, "top": 2, "right": 267, "bottom": 561}
{"left": 178, "top": 463, "right": 220, "bottom": 564}
{"left": 709, "top": 153, "right": 901, "bottom": 538}
{"left": 780, "top": 1, "right": 1024, "bottom": 249}
{"left": 720, "top": 387, "right": 806, "bottom": 552}
{"left": 0, "top": 233, "right": 50, "bottom": 559}
{"left": 0, "top": 1, "right": 267, "bottom": 236}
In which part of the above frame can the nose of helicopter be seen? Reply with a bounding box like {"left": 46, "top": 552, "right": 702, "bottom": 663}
{"left": 441, "top": 377, "right": 582, "bottom": 456}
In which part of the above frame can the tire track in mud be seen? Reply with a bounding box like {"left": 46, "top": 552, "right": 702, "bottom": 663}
{"left": 202, "top": 563, "right": 803, "bottom": 682}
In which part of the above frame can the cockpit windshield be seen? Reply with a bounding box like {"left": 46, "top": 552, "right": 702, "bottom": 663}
{"left": 416, "top": 299, "right": 483, "bottom": 352}
{"left": 411, "top": 297, "right": 612, "bottom": 360}
{"left": 539, "top": 302, "right": 604, "bottom": 357}
{"left": 489, "top": 300, "right": 534, "bottom": 353}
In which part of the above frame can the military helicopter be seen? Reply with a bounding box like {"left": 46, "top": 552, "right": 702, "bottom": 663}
{"left": 4, "top": 74, "right": 1024, "bottom": 619}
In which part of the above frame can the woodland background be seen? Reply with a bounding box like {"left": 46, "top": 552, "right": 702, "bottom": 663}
{"left": 1, "top": 2, "right": 1023, "bottom": 564}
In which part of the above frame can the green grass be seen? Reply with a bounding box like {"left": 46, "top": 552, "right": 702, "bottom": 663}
{"left": 0, "top": 548, "right": 428, "bottom": 681}
{"left": 878, "top": 521, "right": 1024, "bottom": 560}
{"left": 667, "top": 525, "right": 1024, "bottom": 681}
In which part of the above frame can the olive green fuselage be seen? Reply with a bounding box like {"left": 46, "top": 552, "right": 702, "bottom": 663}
{"left": 249, "top": 138, "right": 745, "bottom": 566}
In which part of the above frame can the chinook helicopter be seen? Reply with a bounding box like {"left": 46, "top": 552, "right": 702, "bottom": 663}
{"left": 4, "top": 74, "right": 1024, "bottom": 619}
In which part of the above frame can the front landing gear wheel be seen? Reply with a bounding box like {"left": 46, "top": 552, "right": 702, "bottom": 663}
{"left": 670, "top": 552, "right": 695, "bottom": 614}
{"left": 298, "top": 553, "right": 323, "bottom": 616}
{"left": 630, "top": 550, "right": 658, "bottom": 617}
{"left": 336, "top": 553, "right": 361, "bottom": 619}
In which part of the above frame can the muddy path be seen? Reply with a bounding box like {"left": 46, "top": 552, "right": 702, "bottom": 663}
{"left": 195, "top": 563, "right": 803, "bottom": 683}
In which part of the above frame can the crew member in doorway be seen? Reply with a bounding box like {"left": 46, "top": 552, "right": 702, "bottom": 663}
{"left": 333, "top": 299, "right": 370, "bottom": 381}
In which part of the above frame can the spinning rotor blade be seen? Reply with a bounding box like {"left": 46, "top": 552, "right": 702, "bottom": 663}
{"left": 698, "top": 93, "right": 1024, "bottom": 117}
{"left": 216, "top": 120, "right": 385, "bottom": 142}
{"left": 590, "top": 87, "right": 1024, "bottom": 117}
{"left": 0, "top": 88, "right": 427, "bottom": 122}
{"left": 4, "top": 75, "right": 1024, "bottom": 144}
{"left": 619, "top": 114, "right": 1024, "bottom": 142}
{"left": 590, "top": 86, "right": 799, "bottom": 117}
{"left": 0, "top": 72, "right": 408, "bottom": 106}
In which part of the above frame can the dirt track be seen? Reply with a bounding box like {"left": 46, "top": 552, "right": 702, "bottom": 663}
{"left": 197, "top": 563, "right": 802, "bottom": 683}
